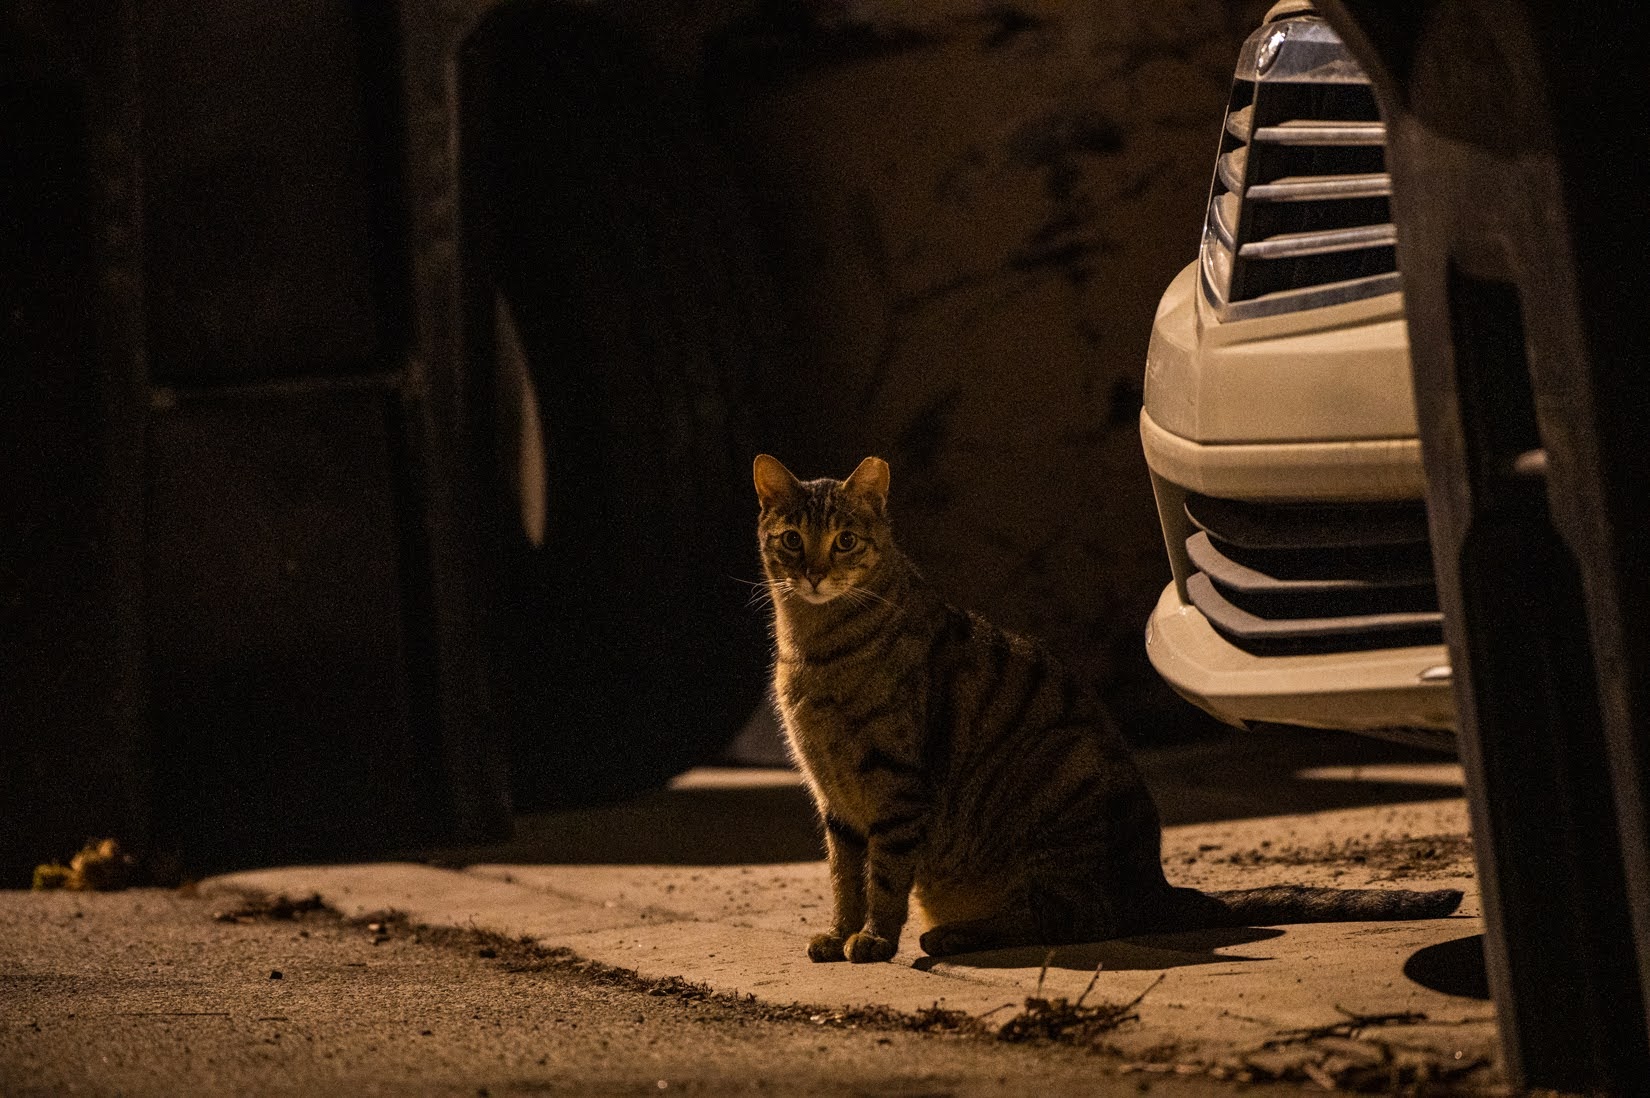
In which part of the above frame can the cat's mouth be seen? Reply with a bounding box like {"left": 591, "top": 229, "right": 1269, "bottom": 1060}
{"left": 782, "top": 575, "right": 848, "bottom": 605}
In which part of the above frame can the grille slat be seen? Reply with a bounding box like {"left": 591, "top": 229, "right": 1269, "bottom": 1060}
{"left": 1245, "top": 172, "right": 1391, "bottom": 202}
{"left": 1186, "top": 531, "right": 1433, "bottom": 597}
{"left": 1239, "top": 222, "right": 1397, "bottom": 261}
{"left": 1186, "top": 573, "right": 1443, "bottom": 649}
{"left": 1183, "top": 494, "right": 1443, "bottom": 656}
{"left": 1184, "top": 493, "right": 1429, "bottom": 551}
{"left": 1253, "top": 119, "right": 1385, "bottom": 146}
{"left": 1201, "top": 13, "right": 1398, "bottom": 321}
{"left": 1210, "top": 192, "right": 1240, "bottom": 248}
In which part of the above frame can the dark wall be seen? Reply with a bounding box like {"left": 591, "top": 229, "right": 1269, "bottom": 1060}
{"left": 3, "top": 0, "right": 1266, "bottom": 883}
{"left": 1, "top": 0, "right": 507, "bottom": 883}
{"left": 703, "top": 1, "right": 1269, "bottom": 730}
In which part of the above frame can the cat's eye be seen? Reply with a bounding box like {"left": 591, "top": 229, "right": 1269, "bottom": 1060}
{"left": 833, "top": 531, "right": 859, "bottom": 552}
{"left": 779, "top": 530, "right": 803, "bottom": 551}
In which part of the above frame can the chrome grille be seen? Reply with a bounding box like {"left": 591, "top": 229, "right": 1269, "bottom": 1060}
{"left": 1182, "top": 493, "right": 1442, "bottom": 655}
{"left": 1201, "top": 12, "right": 1398, "bottom": 321}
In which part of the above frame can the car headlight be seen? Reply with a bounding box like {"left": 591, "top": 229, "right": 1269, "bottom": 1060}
{"left": 1200, "top": 2, "right": 1399, "bottom": 322}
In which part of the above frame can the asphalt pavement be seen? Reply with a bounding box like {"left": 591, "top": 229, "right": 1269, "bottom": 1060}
{"left": 3, "top": 726, "right": 1503, "bottom": 1093}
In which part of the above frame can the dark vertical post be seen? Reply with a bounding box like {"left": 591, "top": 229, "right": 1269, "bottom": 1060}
{"left": 2, "top": 0, "right": 513, "bottom": 880}
{"left": 393, "top": 0, "right": 517, "bottom": 844}
{"left": 1325, "top": 2, "right": 1650, "bottom": 1091}
{"left": 0, "top": 0, "right": 153, "bottom": 882}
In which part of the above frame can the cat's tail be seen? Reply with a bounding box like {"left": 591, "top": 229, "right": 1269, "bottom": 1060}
{"left": 1160, "top": 884, "right": 1464, "bottom": 930}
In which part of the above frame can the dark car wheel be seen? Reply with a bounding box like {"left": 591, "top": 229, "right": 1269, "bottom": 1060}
{"left": 463, "top": 6, "right": 776, "bottom": 809}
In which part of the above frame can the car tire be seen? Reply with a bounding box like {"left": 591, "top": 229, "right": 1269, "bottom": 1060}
{"left": 464, "top": 7, "right": 776, "bottom": 809}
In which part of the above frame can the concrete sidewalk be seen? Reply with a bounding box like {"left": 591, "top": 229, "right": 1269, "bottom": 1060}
{"left": 206, "top": 746, "right": 1498, "bottom": 1084}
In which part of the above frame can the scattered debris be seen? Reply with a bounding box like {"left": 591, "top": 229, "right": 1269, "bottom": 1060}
{"left": 643, "top": 976, "right": 711, "bottom": 1004}
{"left": 1120, "top": 1006, "right": 1503, "bottom": 1093}
{"left": 1267, "top": 1006, "right": 1431, "bottom": 1045}
{"left": 996, "top": 960, "right": 1162, "bottom": 1046}
{"left": 805, "top": 1001, "right": 986, "bottom": 1036}
{"left": 32, "top": 838, "right": 136, "bottom": 891}
{"left": 32, "top": 865, "right": 70, "bottom": 890}
{"left": 1232, "top": 1041, "right": 1494, "bottom": 1093}
{"left": 212, "top": 893, "right": 328, "bottom": 923}
{"left": 212, "top": 903, "right": 1493, "bottom": 1091}
{"left": 392, "top": 918, "right": 1120, "bottom": 1042}
{"left": 1212, "top": 834, "right": 1475, "bottom": 880}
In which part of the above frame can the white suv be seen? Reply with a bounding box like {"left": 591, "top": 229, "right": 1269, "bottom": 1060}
{"left": 1140, "top": 1, "right": 1454, "bottom": 748}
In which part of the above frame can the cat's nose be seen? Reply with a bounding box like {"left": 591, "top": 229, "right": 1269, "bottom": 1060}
{"left": 805, "top": 570, "right": 826, "bottom": 589}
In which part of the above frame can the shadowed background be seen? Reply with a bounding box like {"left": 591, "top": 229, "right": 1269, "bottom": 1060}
{"left": 4, "top": 0, "right": 1276, "bottom": 882}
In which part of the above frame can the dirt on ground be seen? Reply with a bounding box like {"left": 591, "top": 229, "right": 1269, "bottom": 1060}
{"left": 1194, "top": 834, "right": 1476, "bottom": 883}
{"left": 2, "top": 887, "right": 1319, "bottom": 1097}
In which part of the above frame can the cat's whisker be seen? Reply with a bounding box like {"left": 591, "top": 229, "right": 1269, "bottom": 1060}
{"left": 759, "top": 582, "right": 797, "bottom": 608}
{"left": 845, "top": 585, "right": 900, "bottom": 612}
{"left": 864, "top": 587, "right": 897, "bottom": 607}
{"left": 729, "top": 575, "right": 781, "bottom": 610}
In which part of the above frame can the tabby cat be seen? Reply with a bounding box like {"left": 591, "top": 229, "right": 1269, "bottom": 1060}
{"left": 753, "top": 454, "right": 1463, "bottom": 963}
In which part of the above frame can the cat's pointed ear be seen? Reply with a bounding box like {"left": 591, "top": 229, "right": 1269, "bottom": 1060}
{"left": 753, "top": 454, "right": 802, "bottom": 511}
{"left": 843, "top": 456, "right": 890, "bottom": 513}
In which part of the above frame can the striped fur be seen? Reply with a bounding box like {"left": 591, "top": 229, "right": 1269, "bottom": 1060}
{"left": 753, "top": 455, "right": 1463, "bottom": 962}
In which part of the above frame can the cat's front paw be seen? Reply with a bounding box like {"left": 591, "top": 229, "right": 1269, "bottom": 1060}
{"left": 844, "top": 931, "right": 896, "bottom": 963}
{"left": 807, "top": 932, "right": 847, "bottom": 963}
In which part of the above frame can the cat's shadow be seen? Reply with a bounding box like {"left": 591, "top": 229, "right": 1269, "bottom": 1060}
{"left": 912, "top": 925, "right": 1286, "bottom": 973}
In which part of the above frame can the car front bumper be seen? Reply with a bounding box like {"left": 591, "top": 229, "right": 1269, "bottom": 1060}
{"left": 1141, "top": 261, "right": 1455, "bottom": 737}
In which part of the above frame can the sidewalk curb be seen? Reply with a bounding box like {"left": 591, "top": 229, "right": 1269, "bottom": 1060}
{"left": 204, "top": 797, "right": 1492, "bottom": 1068}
